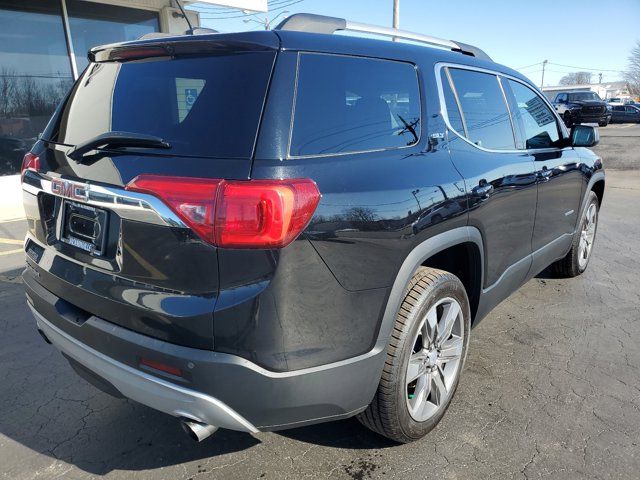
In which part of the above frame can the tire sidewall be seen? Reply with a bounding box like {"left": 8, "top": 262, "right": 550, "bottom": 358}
{"left": 394, "top": 275, "right": 471, "bottom": 440}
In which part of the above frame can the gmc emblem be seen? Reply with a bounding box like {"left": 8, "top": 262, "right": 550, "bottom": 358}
{"left": 51, "top": 179, "right": 88, "bottom": 202}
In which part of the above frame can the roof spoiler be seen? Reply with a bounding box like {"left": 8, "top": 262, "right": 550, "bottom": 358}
{"left": 275, "top": 13, "right": 491, "bottom": 61}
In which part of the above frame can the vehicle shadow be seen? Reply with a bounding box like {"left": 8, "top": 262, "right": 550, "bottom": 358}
{"left": 0, "top": 274, "right": 393, "bottom": 476}
{"left": 274, "top": 417, "right": 398, "bottom": 450}
{"left": 535, "top": 265, "right": 558, "bottom": 279}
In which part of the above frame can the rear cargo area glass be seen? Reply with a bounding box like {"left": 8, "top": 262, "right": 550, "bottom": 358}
{"left": 57, "top": 51, "right": 275, "bottom": 158}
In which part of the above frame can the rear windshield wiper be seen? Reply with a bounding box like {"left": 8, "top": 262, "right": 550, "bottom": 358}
{"left": 67, "top": 131, "right": 171, "bottom": 162}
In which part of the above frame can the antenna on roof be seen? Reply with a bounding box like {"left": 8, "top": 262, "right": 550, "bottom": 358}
{"left": 174, "top": 0, "right": 194, "bottom": 33}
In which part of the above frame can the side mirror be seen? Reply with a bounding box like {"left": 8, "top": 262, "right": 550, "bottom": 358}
{"left": 571, "top": 124, "right": 599, "bottom": 147}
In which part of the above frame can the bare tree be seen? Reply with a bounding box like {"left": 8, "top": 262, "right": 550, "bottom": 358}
{"left": 343, "top": 207, "right": 377, "bottom": 224}
{"left": 624, "top": 40, "right": 640, "bottom": 96}
{"left": 0, "top": 68, "right": 18, "bottom": 117}
{"left": 559, "top": 71, "right": 593, "bottom": 86}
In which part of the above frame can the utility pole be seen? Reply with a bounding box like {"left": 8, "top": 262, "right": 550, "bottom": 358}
{"left": 598, "top": 73, "right": 603, "bottom": 84}
{"left": 392, "top": 0, "right": 399, "bottom": 41}
{"left": 541, "top": 59, "right": 548, "bottom": 88}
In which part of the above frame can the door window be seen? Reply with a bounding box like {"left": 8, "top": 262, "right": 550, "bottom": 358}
{"left": 507, "top": 80, "right": 561, "bottom": 149}
{"left": 290, "top": 53, "right": 421, "bottom": 157}
{"left": 446, "top": 68, "right": 515, "bottom": 150}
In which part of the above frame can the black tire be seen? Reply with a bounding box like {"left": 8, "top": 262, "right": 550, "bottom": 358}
{"left": 551, "top": 191, "right": 599, "bottom": 277}
{"left": 357, "top": 267, "right": 471, "bottom": 443}
{"left": 598, "top": 120, "right": 608, "bottom": 127}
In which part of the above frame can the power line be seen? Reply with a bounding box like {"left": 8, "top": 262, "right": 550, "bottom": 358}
{"left": 198, "top": 0, "right": 303, "bottom": 20}
{"left": 193, "top": 0, "right": 292, "bottom": 14}
{"left": 547, "top": 62, "right": 623, "bottom": 73}
{"left": 514, "top": 62, "right": 543, "bottom": 71}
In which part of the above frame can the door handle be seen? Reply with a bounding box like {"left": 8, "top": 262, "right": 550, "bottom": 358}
{"left": 538, "top": 167, "right": 553, "bottom": 179}
{"left": 472, "top": 180, "right": 493, "bottom": 197}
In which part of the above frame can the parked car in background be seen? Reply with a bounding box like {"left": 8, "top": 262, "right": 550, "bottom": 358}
{"left": 607, "top": 97, "right": 633, "bottom": 106}
{"left": 553, "top": 91, "right": 611, "bottom": 127}
{"left": 610, "top": 105, "right": 640, "bottom": 123}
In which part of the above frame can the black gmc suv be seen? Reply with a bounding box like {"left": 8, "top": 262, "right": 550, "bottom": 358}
{"left": 21, "top": 14, "right": 604, "bottom": 443}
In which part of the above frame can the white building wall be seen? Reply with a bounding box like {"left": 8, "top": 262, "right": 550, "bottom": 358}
{"left": 79, "top": 0, "right": 200, "bottom": 33}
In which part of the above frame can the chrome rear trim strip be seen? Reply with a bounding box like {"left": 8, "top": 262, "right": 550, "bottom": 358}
{"left": 22, "top": 171, "right": 187, "bottom": 228}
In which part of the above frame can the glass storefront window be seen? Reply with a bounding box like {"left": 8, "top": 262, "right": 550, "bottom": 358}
{"left": 67, "top": 1, "right": 159, "bottom": 73}
{"left": 0, "top": 0, "right": 73, "bottom": 175}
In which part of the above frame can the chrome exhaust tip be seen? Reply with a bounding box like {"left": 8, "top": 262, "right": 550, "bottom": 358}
{"left": 181, "top": 419, "right": 218, "bottom": 442}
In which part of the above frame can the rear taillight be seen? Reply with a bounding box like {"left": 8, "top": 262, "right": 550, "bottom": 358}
{"left": 20, "top": 152, "right": 40, "bottom": 182}
{"left": 125, "top": 175, "right": 320, "bottom": 249}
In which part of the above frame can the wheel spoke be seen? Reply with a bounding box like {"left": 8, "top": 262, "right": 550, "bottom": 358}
{"left": 431, "top": 365, "right": 447, "bottom": 405}
{"left": 439, "top": 336, "right": 463, "bottom": 363}
{"left": 437, "top": 301, "right": 460, "bottom": 345}
{"left": 409, "top": 375, "right": 429, "bottom": 410}
{"left": 425, "top": 307, "right": 438, "bottom": 345}
{"left": 407, "top": 353, "right": 426, "bottom": 384}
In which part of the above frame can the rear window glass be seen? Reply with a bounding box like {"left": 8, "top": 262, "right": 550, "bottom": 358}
{"left": 447, "top": 68, "right": 515, "bottom": 150}
{"left": 57, "top": 52, "right": 275, "bottom": 158}
{"left": 290, "top": 53, "right": 421, "bottom": 157}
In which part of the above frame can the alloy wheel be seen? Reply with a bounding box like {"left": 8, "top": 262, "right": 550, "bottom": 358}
{"left": 405, "top": 297, "right": 464, "bottom": 422}
{"left": 578, "top": 202, "right": 597, "bottom": 269}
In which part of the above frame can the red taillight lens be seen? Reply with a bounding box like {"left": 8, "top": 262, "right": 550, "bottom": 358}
{"left": 215, "top": 180, "right": 320, "bottom": 248}
{"left": 125, "top": 175, "right": 222, "bottom": 243}
{"left": 20, "top": 152, "right": 40, "bottom": 182}
{"left": 125, "top": 175, "right": 320, "bottom": 249}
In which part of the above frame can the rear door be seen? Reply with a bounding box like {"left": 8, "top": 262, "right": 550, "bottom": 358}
{"left": 439, "top": 66, "right": 537, "bottom": 293}
{"left": 22, "top": 34, "right": 278, "bottom": 348}
{"left": 503, "top": 78, "right": 583, "bottom": 273}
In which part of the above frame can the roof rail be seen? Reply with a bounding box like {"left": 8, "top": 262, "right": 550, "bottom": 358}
{"left": 275, "top": 13, "right": 491, "bottom": 61}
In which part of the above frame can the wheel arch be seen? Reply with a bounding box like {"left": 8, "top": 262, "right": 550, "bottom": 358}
{"left": 591, "top": 177, "right": 605, "bottom": 206}
{"left": 376, "top": 226, "right": 484, "bottom": 345}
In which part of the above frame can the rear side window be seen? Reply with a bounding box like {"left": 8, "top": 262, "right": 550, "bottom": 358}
{"left": 290, "top": 54, "right": 421, "bottom": 157}
{"left": 58, "top": 52, "right": 276, "bottom": 158}
{"left": 447, "top": 68, "right": 515, "bottom": 150}
{"left": 507, "top": 80, "right": 561, "bottom": 149}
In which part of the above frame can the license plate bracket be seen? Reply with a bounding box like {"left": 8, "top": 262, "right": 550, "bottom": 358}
{"left": 60, "top": 200, "right": 108, "bottom": 256}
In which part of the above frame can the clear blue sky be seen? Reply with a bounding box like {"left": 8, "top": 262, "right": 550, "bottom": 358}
{"left": 188, "top": 0, "right": 640, "bottom": 87}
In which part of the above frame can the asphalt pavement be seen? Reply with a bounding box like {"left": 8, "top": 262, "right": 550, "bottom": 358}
{"left": 0, "top": 131, "right": 639, "bottom": 479}
{"left": 592, "top": 122, "right": 640, "bottom": 169}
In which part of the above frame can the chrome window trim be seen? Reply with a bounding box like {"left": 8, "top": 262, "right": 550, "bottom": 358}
{"left": 497, "top": 75, "right": 520, "bottom": 149}
{"left": 287, "top": 51, "right": 423, "bottom": 159}
{"left": 22, "top": 171, "right": 187, "bottom": 228}
{"left": 435, "top": 62, "right": 569, "bottom": 154}
{"left": 443, "top": 66, "right": 468, "bottom": 137}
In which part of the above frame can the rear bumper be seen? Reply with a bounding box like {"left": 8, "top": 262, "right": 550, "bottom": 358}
{"left": 25, "top": 271, "right": 385, "bottom": 431}
{"left": 32, "top": 305, "right": 258, "bottom": 433}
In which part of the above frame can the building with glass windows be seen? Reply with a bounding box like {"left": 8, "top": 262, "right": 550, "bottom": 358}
{"left": 0, "top": 0, "right": 204, "bottom": 176}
